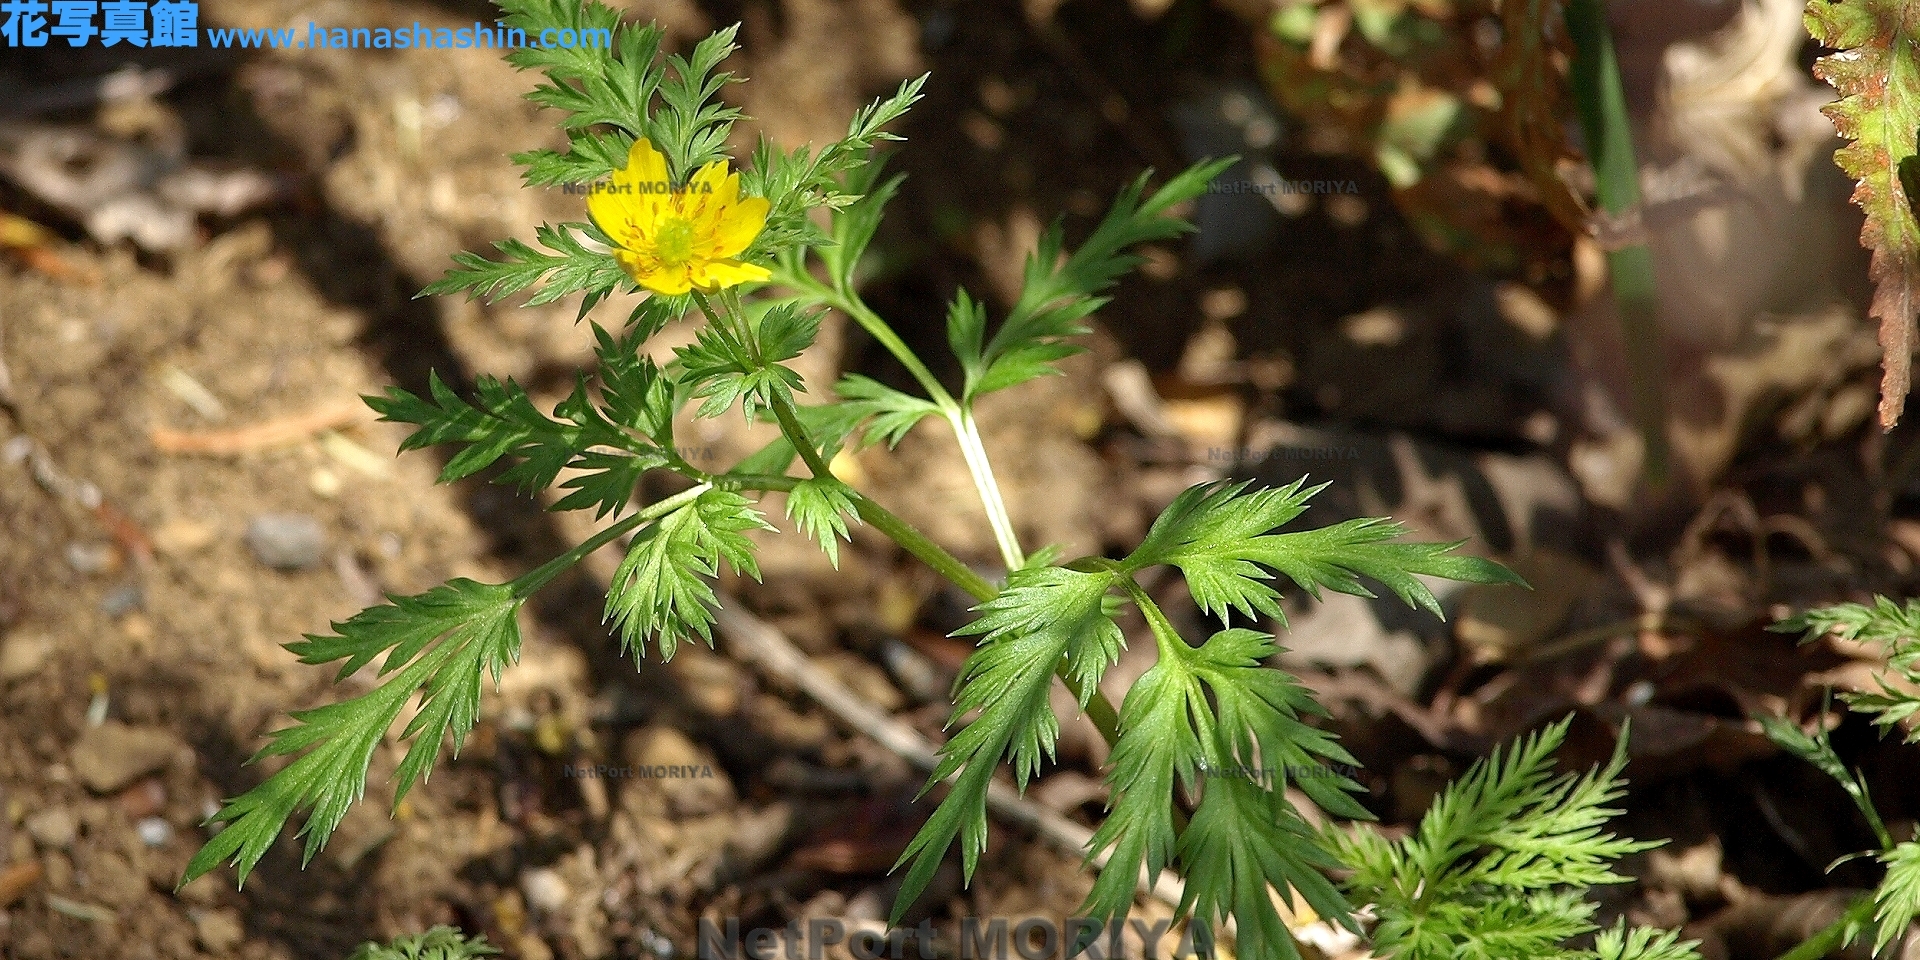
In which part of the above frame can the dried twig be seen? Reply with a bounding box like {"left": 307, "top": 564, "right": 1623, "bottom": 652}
{"left": 713, "top": 596, "right": 1190, "bottom": 911}
{"left": 150, "top": 399, "right": 374, "bottom": 454}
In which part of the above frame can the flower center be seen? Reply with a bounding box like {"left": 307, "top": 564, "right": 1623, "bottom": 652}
{"left": 652, "top": 216, "right": 696, "bottom": 266}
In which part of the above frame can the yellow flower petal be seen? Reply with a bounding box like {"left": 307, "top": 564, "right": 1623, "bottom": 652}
{"left": 691, "top": 258, "right": 773, "bottom": 291}
{"left": 591, "top": 138, "right": 769, "bottom": 295}
{"left": 700, "top": 195, "right": 770, "bottom": 260}
{"left": 622, "top": 250, "right": 693, "bottom": 295}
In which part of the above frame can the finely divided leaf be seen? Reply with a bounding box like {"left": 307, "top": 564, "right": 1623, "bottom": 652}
{"left": 604, "top": 489, "right": 771, "bottom": 661}
{"left": 418, "top": 224, "right": 625, "bottom": 306}
{"left": 834, "top": 374, "right": 943, "bottom": 449}
{"left": 1082, "top": 651, "right": 1207, "bottom": 923}
{"left": 1807, "top": 0, "right": 1920, "bottom": 426}
{"left": 347, "top": 926, "right": 502, "bottom": 960}
{"left": 370, "top": 368, "right": 670, "bottom": 519}
{"left": 953, "top": 158, "right": 1235, "bottom": 402}
{"left": 1125, "top": 479, "right": 1524, "bottom": 626}
{"left": 1329, "top": 718, "right": 1689, "bottom": 960}
{"left": 1591, "top": 921, "right": 1705, "bottom": 960}
{"left": 674, "top": 305, "right": 820, "bottom": 419}
{"left": 745, "top": 75, "right": 926, "bottom": 260}
{"left": 370, "top": 372, "right": 583, "bottom": 491}
{"left": 1876, "top": 841, "right": 1920, "bottom": 954}
{"left": 183, "top": 580, "right": 522, "bottom": 888}
{"left": 891, "top": 565, "right": 1121, "bottom": 922}
{"left": 786, "top": 476, "right": 861, "bottom": 568}
{"left": 650, "top": 25, "right": 744, "bottom": 177}
{"left": 1177, "top": 777, "right": 1344, "bottom": 960}
{"left": 1083, "top": 626, "right": 1365, "bottom": 943}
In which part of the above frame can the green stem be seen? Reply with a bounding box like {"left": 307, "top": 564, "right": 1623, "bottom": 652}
{"left": 1773, "top": 893, "right": 1877, "bottom": 960}
{"left": 1566, "top": 0, "right": 1669, "bottom": 487}
{"left": 813, "top": 281, "right": 1028, "bottom": 574}
{"left": 712, "top": 284, "right": 1119, "bottom": 746}
{"left": 950, "top": 408, "right": 1026, "bottom": 571}
{"left": 826, "top": 286, "right": 957, "bottom": 411}
{"left": 694, "top": 289, "right": 838, "bottom": 480}
{"left": 511, "top": 482, "right": 713, "bottom": 599}
{"left": 1112, "top": 566, "right": 1190, "bottom": 664}
{"left": 849, "top": 493, "right": 997, "bottom": 602}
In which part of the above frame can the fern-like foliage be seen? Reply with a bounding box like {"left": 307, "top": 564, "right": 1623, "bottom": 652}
{"left": 1773, "top": 596, "right": 1920, "bottom": 740}
{"left": 945, "top": 159, "right": 1236, "bottom": 403}
{"left": 1323, "top": 717, "right": 1700, "bottom": 960}
{"left": 1770, "top": 596, "right": 1920, "bottom": 953}
{"left": 1806, "top": 0, "right": 1920, "bottom": 427}
{"left": 891, "top": 477, "right": 1522, "bottom": 956}
{"left": 893, "top": 564, "right": 1126, "bottom": 914}
{"left": 604, "top": 488, "right": 771, "bottom": 661}
{"left": 183, "top": 581, "right": 523, "bottom": 886}
{"left": 1125, "top": 478, "right": 1526, "bottom": 625}
{"left": 368, "top": 352, "right": 680, "bottom": 520}
{"left": 786, "top": 477, "right": 861, "bottom": 569}
{"left": 345, "top": 926, "right": 500, "bottom": 960}
{"left": 674, "top": 304, "right": 821, "bottom": 420}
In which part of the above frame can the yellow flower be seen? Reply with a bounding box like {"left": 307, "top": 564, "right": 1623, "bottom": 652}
{"left": 587, "top": 138, "right": 772, "bottom": 296}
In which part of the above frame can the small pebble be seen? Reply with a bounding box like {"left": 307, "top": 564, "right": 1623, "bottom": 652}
{"left": 308, "top": 468, "right": 342, "bottom": 498}
{"left": 64, "top": 543, "right": 117, "bottom": 575}
{"left": 136, "top": 817, "right": 172, "bottom": 847}
{"left": 520, "top": 867, "right": 569, "bottom": 914}
{"left": 191, "top": 909, "right": 244, "bottom": 953}
{"left": 116, "top": 778, "right": 167, "bottom": 819}
{"left": 0, "top": 633, "right": 50, "bottom": 681}
{"left": 150, "top": 518, "right": 217, "bottom": 557}
{"left": 99, "top": 583, "right": 142, "bottom": 617}
{"left": 25, "top": 809, "right": 79, "bottom": 850}
{"left": 71, "top": 722, "right": 186, "bottom": 793}
{"left": 245, "top": 514, "right": 327, "bottom": 571}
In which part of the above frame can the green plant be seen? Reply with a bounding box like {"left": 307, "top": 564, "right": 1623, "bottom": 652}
{"left": 344, "top": 926, "right": 500, "bottom": 960}
{"left": 176, "top": 1, "right": 1545, "bottom": 956}
{"left": 1766, "top": 598, "right": 1920, "bottom": 958}
{"left": 1324, "top": 717, "right": 1702, "bottom": 960}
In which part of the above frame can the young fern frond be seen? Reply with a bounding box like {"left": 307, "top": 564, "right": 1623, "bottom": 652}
{"left": 1324, "top": 717, "right": 1698, "bottom": 960}
{"left": 1770, "top": 596, "right": 1920, "bottom": 954}
{"left": 345, "top": 926, "right": 501, "bottom": 960}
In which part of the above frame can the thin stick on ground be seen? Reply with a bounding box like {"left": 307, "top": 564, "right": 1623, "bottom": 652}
{"left": 149, "top": 399, "right": 375, "bottom": 454}
{"left": 712, "top": 595, "right": 1189, "bottom": 912}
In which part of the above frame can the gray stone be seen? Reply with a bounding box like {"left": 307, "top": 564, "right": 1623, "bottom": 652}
{"left": 25, "top": 808, "right": 79, "bottom": 849}
{"left": 0, "top": 632, "right": 50, "bottom": 681}
{"left": 71, "top": 722, "right": 185, "bottom": 793}
{"left": 99, "top": 583, "right": 142, "bottom": 617}
{"left": 245, "top": 513, "right": 327, "bottom": 570}
{"left": 136, "top": 817, "right": 172, "bottom": 847}
{"left": 520, "top": 867, "right": 569, "bottom": 914}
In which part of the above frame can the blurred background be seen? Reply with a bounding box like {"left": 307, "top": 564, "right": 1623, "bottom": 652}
{"left": 0, "top": 0, "right": 1911, "bottom": 957}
